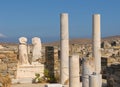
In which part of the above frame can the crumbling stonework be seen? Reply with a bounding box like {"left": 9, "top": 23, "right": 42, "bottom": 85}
{"left": 45, "top": 46, "right": 60, "bottom": 82}
{"left": 0, "top": 45, "right": 18, "bottom": 78}
{"left": 0, "top": 37, "right": 120, "bottom": 85}
{"left": 107, "top": 64, "right": 120, "bottom": 87}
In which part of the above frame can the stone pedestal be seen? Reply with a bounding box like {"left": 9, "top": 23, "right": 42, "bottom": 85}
{"left": 13, "top": 64, "right": 44, "bottom": 83}
{"left": 45, "top": 84, "right": 63, "bottom": 87}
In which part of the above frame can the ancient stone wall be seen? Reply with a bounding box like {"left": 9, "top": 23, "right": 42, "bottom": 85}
{"left": 45, "top": 46, "right": 60, "bottom": 82}
{"left": 107, "top": 64, "right": 120, "bottom": 87}
{"left": 0, "top": 47, "right": 18, "bottom": 78}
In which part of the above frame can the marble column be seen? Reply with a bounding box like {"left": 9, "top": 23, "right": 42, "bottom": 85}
{"left": 92, "top": 14, "right": 102, "bottom": 87}
{"left": 69, "top": 54, "right": 80, "bottom": 87}
{"left": 60, "top": 13, "right": 69, "bottom": 85}
{"left": 92, "top": 14, "right": 101, "bottom": 74}
{"left": 89, "top": 74, "right": 101, "bottom": 87}
{"left": 82, "top": 58, "right": 93, "bottom": 87}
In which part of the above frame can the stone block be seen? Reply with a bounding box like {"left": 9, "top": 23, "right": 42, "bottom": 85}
{"left": 12, "top": 78, "right": 33, "bottom": 84}
{"left": 0, "top": 51, "right": 14, "bottom": 54}
{"left": 45, "top": 84, "right": 62, "bottom": 87}
{"left": 16, "top": 64, "right": 44, "bottom": 79}
{"left": 0, "top": 64, "right": 7, "bottom": 71}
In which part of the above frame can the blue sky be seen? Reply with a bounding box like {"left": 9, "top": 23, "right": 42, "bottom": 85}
{"left": 0, "top": 0, "right": 120, "bottom": 43}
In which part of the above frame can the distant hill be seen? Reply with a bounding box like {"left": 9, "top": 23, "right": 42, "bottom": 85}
{"left": 44, "top": 35, "right": 120, "bottom": 46}
{"left": 0, "top": 35, "right": 120, "bottom": 46}
{"left": 102, "top": 35, "right": 120, "bottom": 41}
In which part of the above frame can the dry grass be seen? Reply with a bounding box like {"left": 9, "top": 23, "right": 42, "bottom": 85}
{"left": 0, "top": 74, "right": 11, "bottom": 87}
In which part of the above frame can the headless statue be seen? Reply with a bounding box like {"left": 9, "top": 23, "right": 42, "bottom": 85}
{"left": 18, "top": 37, "right": 30, "bottom": 65}
{"left": 32, "top": 37, "right": 42, "bottom": 62}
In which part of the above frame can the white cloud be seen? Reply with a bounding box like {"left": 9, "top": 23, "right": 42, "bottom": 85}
{"left": 0, "top": 33, "right": 7, "bottom": 38}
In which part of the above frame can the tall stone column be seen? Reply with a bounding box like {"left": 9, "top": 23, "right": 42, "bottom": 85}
{"left": 92, "top": 14, "right": 102, "bottom": 87}
{"left": 69, "top": 54, "right": 80, "bottom": 87}
{"left": 60, "top": 13, "right": 69, "bottom": 85}
{"left": 92, "top": 14, "right": 101, "bottom": 74}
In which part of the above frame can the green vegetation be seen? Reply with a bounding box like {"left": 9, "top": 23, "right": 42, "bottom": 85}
{"left": 33, "top": 69, "right": 59, "bottom": 83}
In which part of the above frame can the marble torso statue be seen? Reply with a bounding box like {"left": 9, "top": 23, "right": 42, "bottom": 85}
{"left": 32, "top": 37, "right": 42, "bottom": 62}
{"left": 18, "top": 37, "right": 30, "bottom": 65}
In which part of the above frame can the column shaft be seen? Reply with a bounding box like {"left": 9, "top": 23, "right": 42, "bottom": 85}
{"left": 89, "top": 74, "right": 101, "bottom": 87}
{"left": 60, "top": 13, "right": 69, "bottom": 85}
{"left": 69, "top": 54, "right": 80, "bottom": 87}
{"left": 92, "top": 14, "right": 101, "bottom": 74}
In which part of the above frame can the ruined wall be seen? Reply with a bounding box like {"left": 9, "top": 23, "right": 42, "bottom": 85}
{"left": 107, "top": 64, "right": 120, "bottom": 87}
{"left": 0, "top": 45, "right": 18, "bottom": 78}
{"left": 45, "top": 46, "right": 60, "bottom": 82}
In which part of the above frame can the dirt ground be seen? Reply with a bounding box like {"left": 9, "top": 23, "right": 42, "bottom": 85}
{"left": 12, "top": 83, "right": 69, "bottom": 87}
{"left": 12, "top": 83, "right": 45, "bottom": 87}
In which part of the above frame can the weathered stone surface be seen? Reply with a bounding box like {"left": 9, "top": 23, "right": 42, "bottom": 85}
{"left": 60, "top": 13, "right": 69, "bottom": 85}
{"left": 0, "top": 48, "right": 18, "bottom": 79}
{"left": 82, "top": 57, "right": 95, "bottom": 87}
{"left": 32, "top": 37, "right": 42, "bottom": 62}
{"left": 0, "top": 45, "right": 4, "bottom": 49}
{"left": 45, "top": 46, "right": 60, "bottom": 82}
{"left": 101, "top": 41, "right": 111, "bottom": 48}
{"left": 45, "top": 84, "right": 63, "bottom": 87}
{"left": 16, "top": 64, "right": 44, "bottom": 79}
{"left": 69, "top": 54, "right": 80, "bottom": 87}
{"left": 0, "top": 36, "right": 120, "bottom": 86}
{"left": 0, "top": 64, "right": 7, "bottom": 71}
{"left": 111, "top": 40, "right": 120, "bottom": 46}
{"left": 107, "top": 64, "right": 120, "bottom": 87}
{"left": 18, "top": 37, "right": 30, "bottom": 65}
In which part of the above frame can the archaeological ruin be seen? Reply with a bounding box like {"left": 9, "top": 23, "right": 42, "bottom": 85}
{"left": 0, "top": 13, "right": 120, "bottom": 87}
